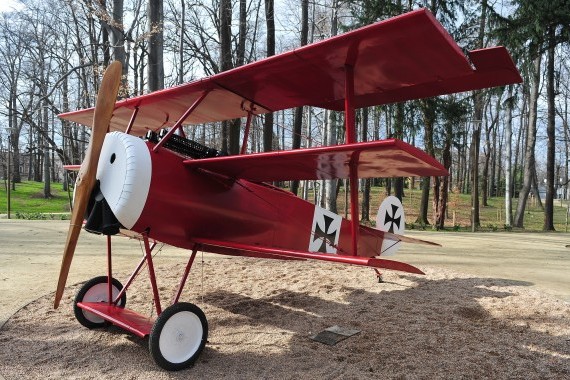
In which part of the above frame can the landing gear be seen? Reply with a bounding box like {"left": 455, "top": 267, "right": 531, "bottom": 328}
{"left": 149, "top": 302, "right": 208, "bottom": 371}
{"left": 73, "top": 276, "right": 127, "bottom": 328}
{"left": 71, "top": 237, "right": 207, "bottom": 371}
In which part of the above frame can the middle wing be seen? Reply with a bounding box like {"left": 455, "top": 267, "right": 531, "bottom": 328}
{"left": 183, "top": 138, "right": 446, "bottom": 182}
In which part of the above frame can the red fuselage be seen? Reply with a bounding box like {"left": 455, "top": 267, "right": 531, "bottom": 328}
{"left": 131, "top": 141, "right": 381, "bottom": 258}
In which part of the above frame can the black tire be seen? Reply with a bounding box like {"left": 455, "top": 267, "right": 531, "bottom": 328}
{"left": 73, "top": 276, "right": 127, "bottom": 329}
{"left": 149, "top": 302, "right": 208, "bottom": 371}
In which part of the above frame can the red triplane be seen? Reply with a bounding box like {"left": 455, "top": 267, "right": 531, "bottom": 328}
{"left": 54, "top": 9, "right": 521, "bottom": 371}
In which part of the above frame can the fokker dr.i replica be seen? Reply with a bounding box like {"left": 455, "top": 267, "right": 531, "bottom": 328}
{"left": 54, "top": 9, "right": 521, "bottom": 371}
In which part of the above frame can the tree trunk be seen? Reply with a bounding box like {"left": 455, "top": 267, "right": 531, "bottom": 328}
{"left": 470, "top": 0, "right": 487, "bottom": 231}
{"left": 43, "top": 90, "right": 51, "bottom": 198}
{"left": 482, "top": 118, "right": 490, "bottom": 206}
{"left": 177, "top": 0, "right": 185, "bottom": 84}
{"left": 394, "top": 102, "right": 404, "bottom": 201}
{"left": 491, "top": 115, "right": 499, "bottom": 197}
{"left": 416, "top": 98, "right": 435, "bottom": 226}
{"left": 531, "top": 169, "right": 544, "bottom": 209}
{"left": 504, "top": 85, "right": 514, "bottom": 226}
{"left": 226, "top": 0, "right": 249, "bottom": 155}
{"left": 470, "top": 96, "right": 483, "bottom": 230}
{"left": 219, "top": 0, "right": 234, "bottom": 153}
{"left": 432, "top": 175, "right": 440, "bottom": 228}
{"left": 513, "top": 88, "right": 526, "bottom": 195}
{"left": 111, "top": 0, "right": 127, "bottom": 91}
{"left": 101, "top": 0, "right": 111, "bottom": 66}
{"left": 8, "top": 91, "right": 21, "bottom": 185}
{"left": 325, "top": 111, "right": 338, "bottom": 213}
{"left": 514, "top": 46, "right": 542, "bottom": 227}
{"left": 147, "top": 0, "right": 164, "bottom": 92}
{"left": 482, "top": 94, "right": 501, "bottom": 205}
{"left": 263, "top": 0, "right": 275, "bottom": 152}
{"left": 544, "top": 26, "right": 556, "bottom": 231}
{"left": 563, "top": 96, "right": 569, "bottom": 202}
{"left": 435, "top": 121, "right": 452, "bottom": 230}
{"left": 291, "top": 0, "right": 309, "bottom": 195}
{"left": 324, "top": 0, "right": 339, "bottom": 211}
{"left": 237, "top": 0, "right": 247, "bottom": 67}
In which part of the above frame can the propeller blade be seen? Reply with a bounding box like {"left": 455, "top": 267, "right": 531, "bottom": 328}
{"left": 54, "top": 61, "right": 122, "bottom": 309}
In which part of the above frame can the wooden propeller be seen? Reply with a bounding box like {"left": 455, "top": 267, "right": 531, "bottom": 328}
{"left": 54, "top": 61, "right": 122, "bottom": 309}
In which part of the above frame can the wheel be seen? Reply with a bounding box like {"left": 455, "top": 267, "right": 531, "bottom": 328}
{"left": 73, "top": 276, "right": 127, "bottom": 328}
{"left": 149, "top": 302, "right": 208, "bottom": 371}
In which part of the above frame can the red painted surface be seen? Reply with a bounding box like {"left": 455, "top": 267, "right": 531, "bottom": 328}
{"left": 143, "top": 234, "right": 162, "bottom": 315}
{"left": 132, "top": 140, "right": 435, "bottom": 262}
{"left": 195, "top": 239, "right": 424, "bottom": 275}
{"left": 58, "top": 9, "right": 521, "bottom": 136}
{"left": 77, "top": 302, "right": 154, "bottom": 337}
{"left": 183, "top": 139, "right": 448, "bottom": 182}
{"left": 133, "top": 142, "right": 322, "bottom": 252}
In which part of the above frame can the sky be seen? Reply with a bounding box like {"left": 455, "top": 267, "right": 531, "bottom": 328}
{"left": 0, "top": 0, "right": 23, "bottom": 13}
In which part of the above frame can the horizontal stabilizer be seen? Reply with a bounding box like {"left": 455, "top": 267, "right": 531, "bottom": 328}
{"left": 361, "top": 225, "right": 441, "bottom": 247}
{"left": 184, "top": 139, "right": 447, "bottom": 182}
{"left": 195, "top": 238, "right": 424, "bottom": 275}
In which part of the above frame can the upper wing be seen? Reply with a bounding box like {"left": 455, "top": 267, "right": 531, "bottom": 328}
{"left": 58, "top": 9, "right": 521, "bottom": 136}
{"left": 184, "top": 139, "right": 447, "bottom": 181}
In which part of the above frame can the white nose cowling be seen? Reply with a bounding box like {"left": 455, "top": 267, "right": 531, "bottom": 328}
{"left": 96, "top": 131, "right": 152, "bottom": 229}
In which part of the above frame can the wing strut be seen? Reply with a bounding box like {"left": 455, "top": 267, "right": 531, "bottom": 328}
{"left": 240, "top": 110, "right": 254, "bottom": 155}
{"left": 345, "top": 64, "right": 359, "bottom": 256}
{"left": 125, "top": 106, "right": 140, "bottom": 135}
{"left": 153, "top": 89, "right": 211, "bottom": 153}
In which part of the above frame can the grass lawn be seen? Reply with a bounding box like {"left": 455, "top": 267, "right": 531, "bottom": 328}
{"left": 0, "top": 180, "right": 71, "bottom": 219}
{"left": 297, "top": 183, "right": 570, "bottom": 232}
{"left": 2, "top": 180, "right": 569, "bottom": 231}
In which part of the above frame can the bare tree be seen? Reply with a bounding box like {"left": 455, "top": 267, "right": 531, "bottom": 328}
{"left": 482, "top": 92, "right": 501, "bottom": 206}
{"left": 470, "top": 0, "right": 488, "bottom": 231}
{"left": 263, "top": 0, "right": 275, "bottom": 152}
{"left": 291, "top": 0, "right": 309, "bottom": 195}
{"left": 504, "top": 85, "right": 515, "bottom": 226}
{"left": 148, "top": 0, "right": 164, "bottom": 91}
{"left": 514, "top": 44, "right": 542, "bottom": 227}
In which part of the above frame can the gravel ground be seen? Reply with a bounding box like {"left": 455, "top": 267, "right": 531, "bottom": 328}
{"left": 0, "top": 220, "right": 569, "bottom": 379}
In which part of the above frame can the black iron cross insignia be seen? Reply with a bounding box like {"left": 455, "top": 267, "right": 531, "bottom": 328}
{"left": 314, "top": 214, "right": 338, "bottom": 253}
{"left": 384, "top": 204, "right": 401, "bottom": 233}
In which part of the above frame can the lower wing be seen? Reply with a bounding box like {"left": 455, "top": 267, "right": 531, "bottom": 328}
{"left": 194, "top": 238, "right": 424, "bottom": 275}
